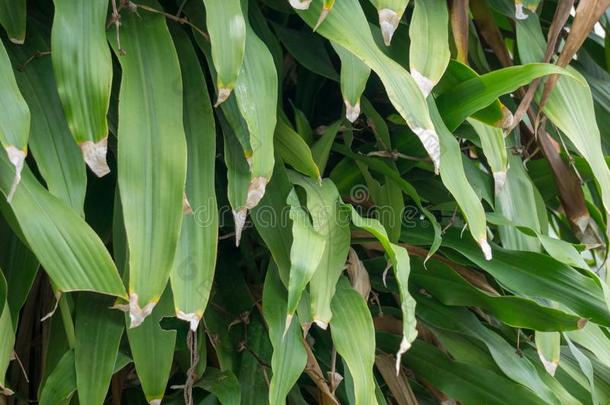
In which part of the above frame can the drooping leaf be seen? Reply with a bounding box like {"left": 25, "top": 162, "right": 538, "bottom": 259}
{"left": 39, "top": 350, "right": 76, "bottom": 405}
{"left": 125, "top": 289, "right": 177, "bottom": 404}
{"left": 8, "top": 25, "right": 87, "bottom": 215}
{"left": 331, "top": 42, "right": 370, "bottom": 122}
{"left": 285, "top": 189, "right": 326, "bottom": 320}
{"left": 262, "top": 264, "right": 308, "bottom": 405}
{"left": 170, "top": 25, "right": 218, "bottom": 331}
{"left": 234, "top": 0, "right": 278, "bottom": 208}
{"left": 436, "top": 63, "right": 572, "bottom": 131}
{"left": 288, "top": 172, "right": 350, "bottom": 328}
{"left": 0, "top": 153, "right": 125, "bottom": 297}
{"left": 429, "top": 99, "right": 491, "bottom": 259}
{"left": 109, "top": 2, "right": 187, "bottom": 326}
{"left": 330, "top": 280, "right": 378, "bottom": 405}
{"left": 0, "top": 38, "right": 30, "bottom": 201}
{"left": 74, "top": 294, "right": 124, "bottom": 405}
{"left": 51, "top": 0, "right": 113, "bottom": 176}
{"left": 203, "top": 0, "right": 246, "bottom": 104}
{"left": 408, "top": 0, "right": 450, "bottom": 96}
{"left": 349, "top": 206, "right": 417, "bottom": 372}
{"left": 468, "top": 119, "right": 508, "bottom": 195}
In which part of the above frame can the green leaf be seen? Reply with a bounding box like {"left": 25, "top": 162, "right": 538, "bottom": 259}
{"left": 0, "top": 38, "right": 30, "bottom": 201}
{"left": 196, "top": 368, "right": 241, "bottom": 405}
{"left": 288, "top": 173, "right": 350, "bottom": 328}
{"left": 330, "top": 281, "right": 378, "bottom": 405}
{"left": 234, "top": 1, "right": 278, "bottom": 205}
{"left": 75, "top": 294, "right": 124, "bottom": 405}
{"left": 285, "top": 189, "right": 326, "bottom": 319}
{"left": 51, "top": 0, "right": 113, "bottom": 176}
{"left": 411, "top": 258, "right": 586, "bottom": 331}
{"left": 126, "top": 288, "right": 177, "bottom": 404}
{"left": 429, "top": 99, "right": 490, "bottom": 259}
{"left": 403, "top": 340, "right": 547, "bottom": 405}
{"left": 370, "top": 0, "right": 409, "bottom": 46}
{"left": 250, "top": 161, "right": 294, "bottom": 283}
{"left": 0, "top": 271, "right": 14, "bottom": 391}
{"left": 405, "top": 227, "right": 610, "bottom": 326}
{"left": 275, "top": 117, "right": 321, "bottom": 180}
{"left": 109, "top": 1, "right": 187, "bottom": 326}
{"left": 204, "top": 0, "right": 246, "bottom": 103}
{"left": 436, "top": 63, "right": 572, "bottom": 131}
{"left": 348, "top": 206, "right": 416, "bottom": 371}
{"left": 408, "top": 0, "right": 450, "bottom": 96}
{"left": 331, "top": 43, "right": 370, "bottom": 122}
{"left": 170, "top": 25, "right": 218, "bottom": 331}
{"left": 0, "top": 155, "right": 125, "bottom": 297}
{"left": 295, "top": 0, "right": 441, "bottom": 172}
{"left": 535, "top": 331, "right": 561, "bottom": 375}
{"left": 0, "top": 0, "right": 26, "bottom": 44}
{"left": 8, "top": 26, "right": 87, "bottom": 215}
{"left": 417, "top": 298, "right": 559, "bottom": 404}
{"left": 468, "top": 119, "right": 508, "bottom": 195}
{"left": 262, "top": 264, "right": 307, "bottom": 405}
{"left": 39, "top": 350, "right": 76, "bottom": 405}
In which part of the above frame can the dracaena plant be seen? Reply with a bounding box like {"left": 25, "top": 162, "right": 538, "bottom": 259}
{"left": 1, "top": 0, "right": 610, "bottom": 403}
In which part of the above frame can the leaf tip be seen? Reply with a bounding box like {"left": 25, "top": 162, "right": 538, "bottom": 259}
{"left": 80, "top": 138, "right": 110, "bottom": 177}
{"left": 289, "top": 0, "right": 312, "bottom": 10}
{"left": 537, "top": 350, "right": 558, "bottom": 376}
{"left": 176, "top": 311, "right": 201, "bottom": 331}
{"left": 344, "top": 99, "right": 361, "bottom": 123}
{"left": 395, "top": 336, "right": 411, "bottom": 375}
{"left": 514, "top": 3, "right": 528, "bottom": 20}
{"left": 233, "top": 209, "right": 247, "bottom": 246}
{"left": 313, "top": 318, "right": 328, "bottom": 329}
{"left": 378, "top": 9, "right": 399, "bottom": 46}
{"left": 214, "top": 87, "right": 232, "bottom": 107}
{"left": 5, "top": 145, "right": 26, "bottom": 203}
{"left": 122, "top": 293, "right": 156, "bottom": 328}
{"left": 283, "top": 314, "right": 293, "bottom": 337}
{"left": 479, "top": 238, "right": 492, "bottom": 261}
{"left": 313, "top": 8, "right": 331, "bottom": 31}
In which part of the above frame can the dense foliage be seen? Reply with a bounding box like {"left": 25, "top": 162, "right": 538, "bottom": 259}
{"left": 1, "top": 0, "right": 610, "bottom": 404}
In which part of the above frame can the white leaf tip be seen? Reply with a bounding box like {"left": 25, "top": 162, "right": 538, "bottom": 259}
{"left": 214, "top": 88, "right": 232, "bottom": 107}
{"left": 537, "top": 350, "right": 558, "bottom": 376}
{"left": 396, "top": 337, "right": 411, "bottom": 375}
{"left": 233, "top": 209, "right": 247, "bottom": 246}
{"left": 149, "top": 400, "right": 162, "bottom": 405}
{"left": 515, "top": 3, "right": 528, "bottom": 20}
{"left": 124, "top": 293, "right": 156, "bottom": 328}
{"left": 289, "top": 0, "right": 311, "bottom": 10}
{"left": 313, "top": 319, "right": 328, "bottom": 330}
{"left": 80, "top": 138, "right": 110, "bottom": 177}
{"left": 344, "top": 100, "right": 361, "bottom": 123}
{"left": 176, "top": 311, "right": 201, "bottom": 331}
{"left": 379, "top": 9, "right": 399, "bottom": 46}
{"left": 5, "top": 146, "right": 26, "bottom": 202}
{"left": 479, "top": 238, "right": 492, "bottom": 261}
